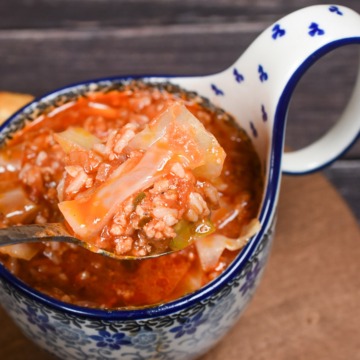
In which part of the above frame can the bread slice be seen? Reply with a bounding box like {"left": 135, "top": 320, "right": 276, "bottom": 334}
{"left": 0, "top": 92, "right": 34, "bottom": 124}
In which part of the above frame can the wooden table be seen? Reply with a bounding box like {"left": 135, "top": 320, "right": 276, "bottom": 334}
{"left": 0, "top": 1, "right": 359, "bottom": 359}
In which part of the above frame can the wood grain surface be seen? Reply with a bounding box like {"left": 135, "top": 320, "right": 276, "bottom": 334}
{"left": 0, "top": 173, "right": 359, "bottom": 359}
{"left": 201, "top": 173, "right": 360, "bottom": 360}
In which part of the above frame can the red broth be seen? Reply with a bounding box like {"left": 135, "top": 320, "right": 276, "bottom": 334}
{"left": 0, "top": 82, "right": 263, "bottom": 309}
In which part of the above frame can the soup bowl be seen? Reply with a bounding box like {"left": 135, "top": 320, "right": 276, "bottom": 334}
{"left": 0, "top": 5, "right": 360, "bottom": 360}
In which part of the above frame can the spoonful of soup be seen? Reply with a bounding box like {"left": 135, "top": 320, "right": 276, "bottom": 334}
{"left": 0, "top": 99, "right": 230, "bottom": 260}
{"left": 0, "top": 218, "right": 217, "bottom": 260}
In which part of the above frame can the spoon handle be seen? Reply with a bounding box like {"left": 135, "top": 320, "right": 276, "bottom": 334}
{"left": 0, "top": 223, "right": 76, "bottom": 246}
{"left": 0, "top": 224, "right": 172, "bottom": 260}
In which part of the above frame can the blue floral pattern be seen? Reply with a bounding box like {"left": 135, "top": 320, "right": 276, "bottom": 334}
{"left": 90, "top": 330, "right": 131, "bottom": 350}
{"left": 211, "top": 83, "right": 224, "bottom": 96}
{"left": 261, "top": 104, "right": 268, "bottom": 122}
{"left": 258, "top": 65, "right": 268, "bottom": 82}
{"left": 329, "top": 6, "right": 343, "bottom": 16}
{"left": 22, "top": 305, "right": 55, "bottom": 333}
{"left": 170, "top": 311, "right": 206, "bottom": 339}
{"left": 207, "top": 293, "right": 237, "bottom": 324}
{"left": 239, "top": 259, "right": 263, "bottom": 296}
{"left": 52, "top": 323, "right": 91, "bottom": 346}
{"left": 131, "top": 330, "right": 161, "bottom": 350}
{"left": 272, "top": 24, "right": 286, "bottom": 39}
{"left": 309, "top": 22, "right": 325, "bottom": 37}
{"left": 250, "top": 121, "right": 258, "bottom": 138}
{"left": 233, "top": 68, "right": 245, "bottom": 83}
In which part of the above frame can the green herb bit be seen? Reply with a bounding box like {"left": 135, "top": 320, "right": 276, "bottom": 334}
{"left": 169, "top": 218, "right": 216, "bottom": 251}
{"left": 170, "top": 220, "right": 194, "bottom": 251}
{"left": 133, "top": 192, "right": 146, "bottom": 207}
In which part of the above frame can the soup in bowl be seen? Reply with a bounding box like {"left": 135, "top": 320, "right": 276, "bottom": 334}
{"left": 0, "top": 5, "right": 360, "bottom": 359}
{"left": 0, "top": 81, "right": 263, "bottom": 308}
{"left": 0, "top": 79, "right": 267, "bottom": 359}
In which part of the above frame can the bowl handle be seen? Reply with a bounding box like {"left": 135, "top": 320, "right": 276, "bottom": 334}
{"left": 277, "top": 6, "right": 360, "bottom": 174}
{"left": 272, "top": 5, "right": 360, "bottom": 174}
{"left": 226, "top": 5, "right": 360, "bottom": 175}
{"left": 281, "top": 58, "right": 360, "bottom": 174}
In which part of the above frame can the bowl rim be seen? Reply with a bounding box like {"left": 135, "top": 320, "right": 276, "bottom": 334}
{"left": 0, "top": 75, "right": 277, "bottom": 320}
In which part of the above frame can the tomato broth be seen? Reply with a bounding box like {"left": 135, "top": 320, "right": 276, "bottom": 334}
{"left": 0, "top": 82, "right": 263, "bottom": 309}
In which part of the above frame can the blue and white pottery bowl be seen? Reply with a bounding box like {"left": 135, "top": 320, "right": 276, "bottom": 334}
{"left": 0, "top": 5, "right": 360, "bottom": 359}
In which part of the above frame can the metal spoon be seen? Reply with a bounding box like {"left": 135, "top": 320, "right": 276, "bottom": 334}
{"left": 0, "top": 223, "right": 171, "bottom": 260}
